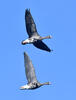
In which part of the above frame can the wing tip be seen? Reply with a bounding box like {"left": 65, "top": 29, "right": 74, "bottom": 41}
{"left": 24, "top": 52, "right": 27, "bottom": 56}
{"left": 24, "top": 52, "right": 30, "bottom": 60}
{"left": 48, "top": 49, "right": 53, "bottom": 52}
{"left": 25, "top": 8, "right": 30, "bottom": 13}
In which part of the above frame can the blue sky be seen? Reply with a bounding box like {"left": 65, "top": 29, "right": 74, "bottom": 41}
{"left": 0, "top": 0, "right": 76, "bottom": 100}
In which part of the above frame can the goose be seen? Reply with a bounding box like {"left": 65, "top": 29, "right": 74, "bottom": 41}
{"left": 20, "top": 52, "right": 51, "bottom": 90}
{"left": 21, "top": 9, "right": 52, "bottom": 52}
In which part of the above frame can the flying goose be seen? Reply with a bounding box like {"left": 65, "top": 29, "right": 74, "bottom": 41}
{"left": 20, "top": 52, "right": 51, "bottom": 90}
{"left": 21, "top": 9, "right": 52, "bottom": 52}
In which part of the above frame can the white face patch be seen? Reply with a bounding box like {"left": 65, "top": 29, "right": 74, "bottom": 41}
{"left": 24, "top": 39, "right": 30, "bottom": 43}
{"left": 20, "top": 84, "right": 30, "bottom": 89}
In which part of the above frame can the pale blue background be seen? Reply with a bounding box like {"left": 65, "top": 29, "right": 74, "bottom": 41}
{"left": 0, "top": 0, "right": 76, "bottom": 100}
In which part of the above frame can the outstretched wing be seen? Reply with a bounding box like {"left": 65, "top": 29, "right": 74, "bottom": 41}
{"left": 33, "top": 40, "right": 51, "bottom": 52}
{"left": 25, "top": 9, "right": 39, "bottom": 38}
{"left": 24, "top": 52, "right": 38, "bottom": 83}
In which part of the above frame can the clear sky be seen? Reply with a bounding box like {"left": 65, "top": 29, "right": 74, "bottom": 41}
{"left": 0, "top": 0, "right": 76, "bottom": 100}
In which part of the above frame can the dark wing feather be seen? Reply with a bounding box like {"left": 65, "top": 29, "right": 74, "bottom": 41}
{"left": 25, "top": 9, "right": 39, "bottom": 38}
{"left": 33, "top": 40, "right": 51, "bottom": 52}
{"left": 24, "top": 52, "right": 38, "bottom": 83}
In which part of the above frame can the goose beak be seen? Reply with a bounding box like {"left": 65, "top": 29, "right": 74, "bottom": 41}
{"left": 21, "top": 40, "right": 27, "bottom": 45}
{"left": 20, "top": 86, "right": 25, "bottom": 90}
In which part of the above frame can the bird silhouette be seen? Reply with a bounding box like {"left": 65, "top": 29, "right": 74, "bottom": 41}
{"left": 21, "top": 9, "right": 52, "bottom": 52}
{"left": 20, "top": 52, "right": 51, "bottom": 90}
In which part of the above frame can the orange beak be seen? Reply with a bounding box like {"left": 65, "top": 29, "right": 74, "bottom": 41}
{"left": 20, "top": 86, "right": 25, "bottom": 90}
{"left": 21, "top": 40, "right": 27, "bottom": 45}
